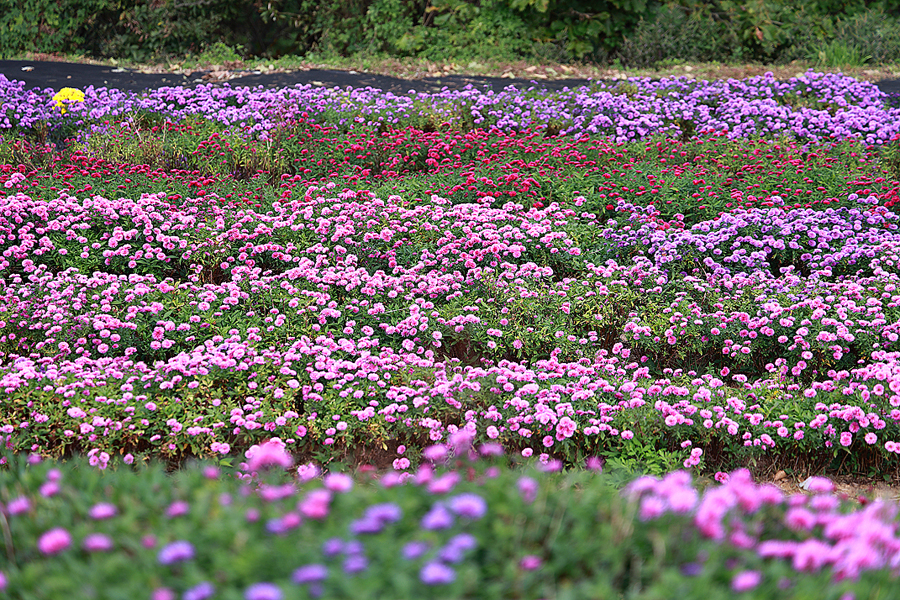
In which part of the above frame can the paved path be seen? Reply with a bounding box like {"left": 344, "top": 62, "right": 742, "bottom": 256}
{"left": 0, "top": 59, "right": 595, "bottom": 94}
{"left": 3, "top": 59, "right": 899, "bottom": 96}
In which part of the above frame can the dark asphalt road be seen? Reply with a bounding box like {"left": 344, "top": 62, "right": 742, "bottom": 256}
{"left": 3, "top": 59, "right": 899, "bottom": 96}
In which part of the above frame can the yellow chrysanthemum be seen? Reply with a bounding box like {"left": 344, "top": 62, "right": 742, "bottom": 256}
{"left": 52, "top": 87, "right": 85, "bottom": 114}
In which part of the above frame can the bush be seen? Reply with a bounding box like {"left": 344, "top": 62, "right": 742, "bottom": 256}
{"left": 0, "top": 0, "right": 113, "bottom": 58}
{"left": 831, "top": 9, "right": 900, "bottom": 65}
{"left": 616, "top": 4, "right": 745, "bottom": 68}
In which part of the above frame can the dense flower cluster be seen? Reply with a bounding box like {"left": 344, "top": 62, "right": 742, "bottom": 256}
{"left": 2, "top": 71, "right": 899, "bottom": 143}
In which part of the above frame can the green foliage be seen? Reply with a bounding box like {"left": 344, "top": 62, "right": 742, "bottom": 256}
{"left": 830, "top": 8, "right": 900, "bottom": 65}
{"left": 506, "top": 0, "right": 656, "bottom": 59}
{"left": 91, "top": 0, "right": 260, "bottom": 64}
{"left": 617, "top": 4, "right": 746, "bottom": 67}
{"left": 0, "top": 0, "right": 112, "bottom": 58}
{"left": 806, "top": 40, "right": 871, "bottom": 68}
{"left": 618, "top": 0, "right": 900, "bottom": 67}
{"left": 2, "top": 0, "right": 900, "bottom": 66}
{"left": 0, "top": 452, "right": 896, "bottom": 600}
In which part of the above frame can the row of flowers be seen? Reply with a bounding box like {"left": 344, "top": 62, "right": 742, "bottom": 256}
{"left": 1, "top": 439, "right": 899, "bottom": 599}
{"left": 2, "top": 71, "right": 900, "bottom": 144}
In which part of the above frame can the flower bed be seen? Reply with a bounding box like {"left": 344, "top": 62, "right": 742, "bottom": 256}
{"left": 2, "top": 70, "right": 900, "bottom": 596}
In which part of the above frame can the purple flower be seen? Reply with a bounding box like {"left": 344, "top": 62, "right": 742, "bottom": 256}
{"left": 0, "top": 570, "right": 6, "bottom": 591}
{"left": 322, "top": 538, "right": 344, "bottom": 557}
{"left": 183, "top": 581, "right": 214, "bottom": 600}
{"left": 520, "top": 555, "right": 543, "bottom": 571}
{"left": 82, "top": 533, "right": 114, "bottom": 552}
{"left": 448, "top": 493, "right": 487, "bottom": 519}
{"left": 349, "top": 518, "right": 383, "bottom": 535}
{"left": 343, "top": 553, "right": 368, "bottom": 575}
{"left": 421, "top": 503, "right": 454, "bottom": 530}
{"left": 344, "top": 540, "right": 364, "bottom": 556}
{"left": 367, "top": 503, "right": 402, "bottom": 523}
{"left": 244, "top": 582, "right": 282, "bottom": 600}
{"left": 157, "top": 540, "right": 194, "bottom": 565}
{"left": 402, "top": 540, "right": 431, "bottom": 560}
{"left": 420, "top": 562, "right": 456, "bottom": 585}
{"left": 438, "top": 533, "right": 477, "bottom": 563}
{"left": 292, "top": 564, "right": 328, "bottom": 584}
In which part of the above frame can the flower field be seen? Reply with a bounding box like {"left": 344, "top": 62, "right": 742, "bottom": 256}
{"left": 3, "top": 69, "right": 900, "bottom": 597}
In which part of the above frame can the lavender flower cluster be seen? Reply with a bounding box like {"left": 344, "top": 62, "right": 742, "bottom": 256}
{"left": 2, "top": 71, "right": 899, "bottom": 144}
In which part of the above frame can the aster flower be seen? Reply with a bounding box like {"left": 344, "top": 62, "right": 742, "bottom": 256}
{"left": 82, "top": 533, "right": 114, "bottom": 552}
{"left": 157, "top": 540, "right": 195, "bottom": 565}
{"left": 448, "top": 493, "right": 487, "bottom": 519}
{"left": 420, "top": 562, "right": 456, "bottom": 585}
{"left": 244, "top": 583, "right": 282, "bottom": 600}
{"left": 37, "top": 528, "right": 71, "bottom": 555}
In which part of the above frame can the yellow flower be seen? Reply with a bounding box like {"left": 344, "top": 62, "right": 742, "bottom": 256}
{"left": 52, "top": 87, "right": 85, "bottom": 114}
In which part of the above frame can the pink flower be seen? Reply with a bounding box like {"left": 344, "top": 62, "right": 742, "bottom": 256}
{"left": 556, "top": 417, "right": 577, "bottom": 439}
{"left": 585, "top": 456, "right": 604, "bottom": 472}
{"left": 7, "top": 496, "right": 30, "bottom": 515}
{"left": 323, "top": 473, "right": 353, "bottom": 493}
{"left": 298, "top": 489, "right": 332, "bottom": 520}
{"left": 428, "top": 472, "right": 460, "bottom": 494}
{"left": 246, "top": 439, "right": 293, "bottom": 471}
{"left": 83, "top": 533, "right": 114, "bottom": 552}
{"left": 166, "top": 500, "right": 189, "bottom": 518}
{"left": 151, "top": 589, "right": 176, "bottom": 600}
{"left": 520, "top": 555, "right": 542, "bottom": 571}
{"left": 517, "top": 477, "right": 538, "bottom": 503}
{"left": 805, "top": 477, "right": 834, "bottom": 494}
{"left": 297, "top": 462, "right": 320, "bottom": 481}
{"left": 89, "top": 503, "right": 117, "bottom": 520}
{"left": 423, "top": 445, "right": 449, "bottom": 462}
{"left": 731, "top": 570, "right": 761, "bottom": 592}
{"left": 38, "top": 528, "right": 72, "bottom": 555}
